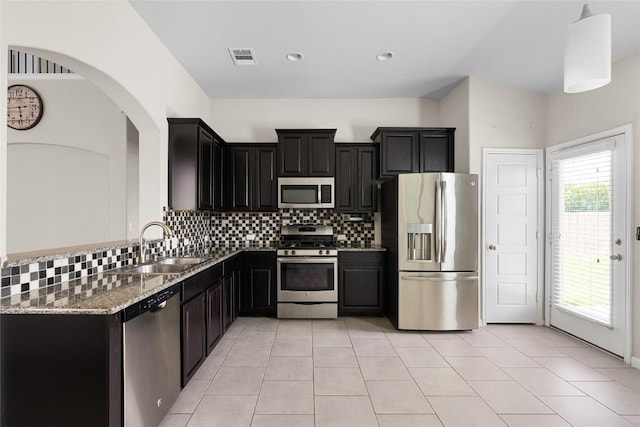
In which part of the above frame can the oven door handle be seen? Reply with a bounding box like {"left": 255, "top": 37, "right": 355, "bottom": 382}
{"left": 277, "top": 257, "right": 337, "bottom": 264}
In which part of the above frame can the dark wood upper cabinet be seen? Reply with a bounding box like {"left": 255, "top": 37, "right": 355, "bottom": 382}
{"left": 255, "top": 146, "right": 278, "bottom": 210}
{"left": 335, "top": 144, "right": 379, "bottom": 212}
{"left": 358, "top": 146, "right": 378, "bottom": 211}
{"left": 370, "top": 127, "right": 455, "bottom": 177}
{"left": 276, "top": 129, "right": 336, "bottom": 177}
{"left": 229, "top": 146, "right": 252, "bottom": 210}
{"left": 418, "top": 130, "right": 454, "bottom": 172}
{"left": 212, "top": 138, "right": 225, "bottom": 210}
{"left": 168, "top": 118, "right": 227, "bottom": 211}
{"left": 380, "top": 132, "right": 418, "bottom": 175}
{"left": 335, "top": 146, "right": 356, "bottom": 210}
{"left": 278, "top": 133, "right": 306, "bottom": 176}
{"left": 197, "top": 129, "right": 214, "bottom": 210}
{"left": 228, "top": 144, "right": 277, "bottom": 211}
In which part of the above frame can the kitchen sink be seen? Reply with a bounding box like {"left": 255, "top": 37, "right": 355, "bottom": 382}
{"left": 156, "top": 257, "right": 210, "bottom": 265}
{"left": 107, "top": 257, "right": 211, "bottom": 275}
{"left": 111, "top": 263, "right": 191, "bottom": 275}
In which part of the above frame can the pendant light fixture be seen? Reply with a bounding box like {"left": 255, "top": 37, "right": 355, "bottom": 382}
{"left": 564, "top": 2, "right": 611, "bottom": 93}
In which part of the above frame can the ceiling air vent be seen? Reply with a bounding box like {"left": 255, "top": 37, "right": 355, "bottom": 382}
{"left": 229, "top": 48, "right": 256, "bottom": 66}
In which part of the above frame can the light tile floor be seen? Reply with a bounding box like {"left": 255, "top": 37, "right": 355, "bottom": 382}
{"left": 160, "top": 317, "right": 640, "bottom": 427}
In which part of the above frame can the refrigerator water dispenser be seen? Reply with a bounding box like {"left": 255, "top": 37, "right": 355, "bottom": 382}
{"left": 406, "top": 223, "right": 432, "bottom": 260}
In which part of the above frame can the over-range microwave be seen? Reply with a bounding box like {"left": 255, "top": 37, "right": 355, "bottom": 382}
{"left": 278, "top": 177, "right": 334, "bottom": 209}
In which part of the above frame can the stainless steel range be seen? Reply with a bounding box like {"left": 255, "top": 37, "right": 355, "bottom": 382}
{"left": 277, "top": 224, "right": 338, "bottom": 319}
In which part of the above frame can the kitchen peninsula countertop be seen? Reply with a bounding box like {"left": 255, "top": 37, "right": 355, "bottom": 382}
{"left": 1, "top": 244, "right": 385, "bottom": 315}
{"left": 337, "top": 243, "right": 386, "bottom": 251}
{"left": 0, "top": 247, "right": 254, "bottom": 315}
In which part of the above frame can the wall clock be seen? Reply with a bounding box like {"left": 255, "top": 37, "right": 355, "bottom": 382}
{"left": 7, "top": 84, "right": 44, "bottom": 130}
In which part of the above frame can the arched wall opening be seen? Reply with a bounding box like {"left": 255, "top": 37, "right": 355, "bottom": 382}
{"left": 3, "top": 46, "right": 160, "bottom": 260}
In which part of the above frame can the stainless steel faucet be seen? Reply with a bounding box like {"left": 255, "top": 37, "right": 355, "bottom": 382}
{"left": 138, "top": 221, "right": 174, "bottom": 264}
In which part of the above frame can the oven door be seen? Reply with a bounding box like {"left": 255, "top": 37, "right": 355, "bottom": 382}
{"left": 277, "top": 257, "right": 338, "bottom": 302}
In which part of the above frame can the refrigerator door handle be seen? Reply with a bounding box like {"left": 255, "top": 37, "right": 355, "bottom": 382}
{"left": 401, "top": 275, "right": 466, "bottom": 281}
{"left": 435, "top": 180, "right": 442, "bottom": 263}
{"left": 441, "top": 180, "right": 447, "bottom": 263}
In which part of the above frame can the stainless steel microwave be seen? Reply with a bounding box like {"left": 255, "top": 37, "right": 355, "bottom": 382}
{"left": 277, "top": 177, "right": 335, "bottom": 209}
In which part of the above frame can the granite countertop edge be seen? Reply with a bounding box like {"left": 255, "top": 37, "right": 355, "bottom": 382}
{"left": 337, "top": 245, "right": 386, "bottom": 251}
{"left": 0, "top": 248, "right": 244, "bottom": 316}
{"left": 1, "top": 245, "right": 386, "bottom": 315}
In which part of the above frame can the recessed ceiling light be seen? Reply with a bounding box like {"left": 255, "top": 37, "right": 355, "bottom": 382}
{"left": 286, "top": 52, "right": 304, "bottom": 62}
{"left": 376, "top": 52, "right": 394, "bottom": 61}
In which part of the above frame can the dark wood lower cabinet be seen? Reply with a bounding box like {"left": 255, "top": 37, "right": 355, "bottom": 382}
{"left": 338, "top": 251, "right": 386, "bottom": 316}
{"left": 206, "top": 283, "right": 223, "bottom": 354}
{"left": 223, "top": 253, "right": 243, "bottom": 327}
{"left": 223, "top": 274, "right": 234, "bottom": 329}
{"left": 182, "top": 292, "right": 206, "bottom": 386}
{"left": 239, "top": 251, "right": 277, "bottom": 316}
{"left": 181, "top": 263, "right": 228, "bottom": 386}
{"left": 1, "top": 314, "right": 122, "bottom": 427}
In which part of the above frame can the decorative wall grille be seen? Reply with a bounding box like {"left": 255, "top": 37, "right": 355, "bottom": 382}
{"left": 8, "top": 49, "right": 74, "bottom": 74}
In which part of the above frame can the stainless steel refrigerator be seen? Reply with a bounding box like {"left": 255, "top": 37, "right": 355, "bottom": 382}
{"left": 381, "top": 172, "right": 479, "bottom": 330}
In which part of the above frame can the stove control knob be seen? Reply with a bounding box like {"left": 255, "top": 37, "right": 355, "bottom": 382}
{"left": 284, "top": 250, "right": 289, "bottom": 255}
{"left": 319, "top": 249, "right": 323, "bottom": 255}
{"left": 291, "top": 250, "right": 296, "bottom": 255}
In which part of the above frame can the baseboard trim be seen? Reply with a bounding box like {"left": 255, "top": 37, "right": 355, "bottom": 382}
{"left": 631, "top": 356, "right": 640, "bottom": 369}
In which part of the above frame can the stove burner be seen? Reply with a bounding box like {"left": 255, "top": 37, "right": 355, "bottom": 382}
{"left": 278, "top": 223, "right": 336, "bottom": 251}
{"left": 278, "top": 241, "right": 336, "bottom": 249}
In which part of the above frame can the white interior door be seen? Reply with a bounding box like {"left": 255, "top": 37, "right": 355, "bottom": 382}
{"left": 547, "top": 133, "right": 627, "bottom": 357}
{"left": 484, "top": 150, "right": 542, "bottom": 323}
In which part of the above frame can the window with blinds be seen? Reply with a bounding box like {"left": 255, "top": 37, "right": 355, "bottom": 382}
{"left": 550, "top": 145, "right": 613, "bottom": 326}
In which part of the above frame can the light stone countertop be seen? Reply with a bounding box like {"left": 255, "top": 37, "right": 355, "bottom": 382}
{"left": 337, "top": 244, "right": 386, "bottom": 251}
{"left": 0, "top": 247, "right": 246, "bottom": 315}
{"left": 0, "top": 245, "right": 385, "bottom": 316}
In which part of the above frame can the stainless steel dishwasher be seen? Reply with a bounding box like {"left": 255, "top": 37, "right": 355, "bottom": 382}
{"left": 122, "top": 284, "right": 181, "bottom": 427}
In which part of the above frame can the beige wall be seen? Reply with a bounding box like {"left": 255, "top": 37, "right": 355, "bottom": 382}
{"left": 7, "top": 77, "right": 127, "bottom": 254}
{"left": 210, "top": 98, "right": 439, "bottom": 142}
{"left": 439, "top": 78, "right": 470, "bottom": 173}
{"left": 546, "top": 51, "right": 640, "bottom": 360}
{"left": 1, "top": 0, "right": 211, "bottom": 259}
{"left": 468, "top": 76, "right": 547, "bottom": 174}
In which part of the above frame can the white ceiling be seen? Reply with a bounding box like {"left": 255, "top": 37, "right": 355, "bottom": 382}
{"left": 130, "top": 0, "right": 640, "bottom": 100}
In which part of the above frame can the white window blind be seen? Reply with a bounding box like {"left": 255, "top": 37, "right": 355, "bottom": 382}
{"left": 550, "top": 145, "right": 613, "bottom": 326}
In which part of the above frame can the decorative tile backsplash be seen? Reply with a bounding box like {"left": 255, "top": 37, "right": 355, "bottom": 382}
{"left": 211, "top": 209, "right": 375, "bottom": 247}
{"left": 1, "top": 246, "right": 137, "bottom": 300}
{"left": 162, "top": 208, "right": 214, "bottom": 252}
{"left": 2, "top": 208, "right": 375, "bottom": 298}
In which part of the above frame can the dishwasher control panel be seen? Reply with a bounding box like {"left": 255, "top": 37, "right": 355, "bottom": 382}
{"left": 122, "top": 284, "right": 181, "bottom": 322}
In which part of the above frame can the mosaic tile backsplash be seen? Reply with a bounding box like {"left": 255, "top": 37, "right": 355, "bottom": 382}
{"left": 2, "top": 208, "right": 375, "bottom": 298}
{"left": 211, "top": 209, "right": 375, "bottom": 247}
{"left": 1, "top": 246, "right": 137, "bottom": 299}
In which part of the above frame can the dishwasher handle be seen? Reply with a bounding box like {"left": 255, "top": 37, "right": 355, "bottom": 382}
{"left": 122, "top": 284, "right": 180, "bottom": 322}
{"left": 150, "top": 301, "right": 168, "bottom": 312}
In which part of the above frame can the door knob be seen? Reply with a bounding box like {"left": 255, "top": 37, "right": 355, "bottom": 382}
{"left": 488, "top": 244, "right": 496, "bottom": 250}
{"left": 610, "top": 254, "right": 623, "bottom": 261}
